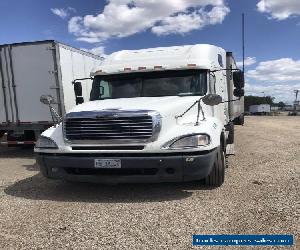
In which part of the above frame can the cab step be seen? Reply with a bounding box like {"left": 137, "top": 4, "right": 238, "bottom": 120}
{"left": 226, "top": 143, "right": 235, "bottom": 156}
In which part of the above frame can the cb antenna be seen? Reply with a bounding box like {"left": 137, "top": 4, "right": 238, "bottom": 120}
{"left": 242, "top": 13, "right": 245, "bottom": 76}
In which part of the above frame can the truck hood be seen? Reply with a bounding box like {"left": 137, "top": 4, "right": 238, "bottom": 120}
{"left": 69, "top": 96, "right": 204, "bottom": 118}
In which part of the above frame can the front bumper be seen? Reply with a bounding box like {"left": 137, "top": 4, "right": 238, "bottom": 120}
{"left": 36, "top": 148, "right": 217, "bottom": 184}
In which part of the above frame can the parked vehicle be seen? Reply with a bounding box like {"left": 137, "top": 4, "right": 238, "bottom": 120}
{"left": 35, "top": 44, "right": 244, "bottom": 187}
{"left": 0, "top": 40, "right": 102, "bottom": 145}
{"left": 249, "top": 104, "right": 270, "bottom": 115}
{"left": 271, "top": 106, "right": 280, "bottom": 111}
{"left": 288, "top": 101, "right": 300, "bottom": 116}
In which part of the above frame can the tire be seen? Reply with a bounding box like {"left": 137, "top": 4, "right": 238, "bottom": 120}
{"left": 39, "top": 166, "right": 49, "bottom": 178}
{"left": 226, "top": 122, "right": 234, "bottom": 144}
{"left": 205, "top": 147, "right": 225, "bottom": 187}
{"left": 234, "top": 114, "right": 244, "bottom": 126}
{"left": 0, "top": 130, "right": 5, "bottom": 139}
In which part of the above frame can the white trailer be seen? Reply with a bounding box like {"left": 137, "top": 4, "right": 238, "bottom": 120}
{"left": 0, "top": 40, "right": 102, "bottom": 145}
{"left": 249, "top": 104, "right": 270, "bottom": 114}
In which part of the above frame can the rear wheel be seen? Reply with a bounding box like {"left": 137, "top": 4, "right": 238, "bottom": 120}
{"left": 205, "top": 147, "right": 225, "bottom": 187}
{"left": 235, "top": 114, "right": 244, "bottom": 125}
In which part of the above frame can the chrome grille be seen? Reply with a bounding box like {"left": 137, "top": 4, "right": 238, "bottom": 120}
{"left": 64, "top": 115, "right": 154, "bottom": 141}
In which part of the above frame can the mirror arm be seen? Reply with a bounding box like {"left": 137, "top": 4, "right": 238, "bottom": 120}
{"left": 72, "top": 77, "right": 93, "bottom": 84}
{"left": 49, "top": 103, "right": 62, "bottom": 124}
{"left": 49, "top": 106, "right": 55, "bottom": 124}
{"left": 175, "top": 99, "right": 200, "bottom": 119}
{"left": 175, "top": 97, "right": 206, "bottom": 125}
{"left": 210, "top": 68, "right": 241, "bottom": 73}
{"left": 195, "top": 100, "right": 206, "bottom": 125}
{"left": 221, "top": 98, "right": 241, "bottom": 103}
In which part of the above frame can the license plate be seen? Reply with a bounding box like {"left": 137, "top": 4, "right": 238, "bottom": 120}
{"left": 94, "top": 159, "right": 121, "bottom": 168}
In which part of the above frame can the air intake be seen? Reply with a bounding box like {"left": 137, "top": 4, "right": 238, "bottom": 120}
{"left": 64, "top": 110, "right": 161, "bottom": 143}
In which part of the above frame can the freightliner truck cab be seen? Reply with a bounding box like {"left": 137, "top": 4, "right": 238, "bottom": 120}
{"left": 35, "top": 44, "right": 245, "bottom": 187}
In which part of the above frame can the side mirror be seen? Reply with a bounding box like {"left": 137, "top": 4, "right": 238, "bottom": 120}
{"left": 233, "top": 88, "right": 245, "bottom": 97}
{"left": 202, "top": 94, "right": 223, "bottom": 106}
{"left": 73, "top": 81, "right": 84, "bottom": 105}
{"left": 40, "top": 95, "right": 54, "bottom": 105}
{"left": 74, "top": 81, "right": 82, "bottom": 96}
{"left": 76, "top": 97, "right": 84, "bottom": 105}
{"left": 233, "top": 70, "right": 245, "bottom": 88}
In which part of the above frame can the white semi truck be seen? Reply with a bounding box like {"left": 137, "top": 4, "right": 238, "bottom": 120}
{"left": 35, "top": 44, "right": 244, "bottom": 187}
{"left": 0, "top": 40, "right": 102, "bottom": 145}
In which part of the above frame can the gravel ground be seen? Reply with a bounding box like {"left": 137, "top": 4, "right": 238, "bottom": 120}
{"left": 0, "top": 116, "right": 299, "bottom": 249}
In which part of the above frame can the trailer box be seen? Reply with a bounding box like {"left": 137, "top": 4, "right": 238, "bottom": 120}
{"left": 249, "top": 104, "right": 271, "bottom": 114}
{"left": 0, "top": 40, "right": 102, "bottom": 145}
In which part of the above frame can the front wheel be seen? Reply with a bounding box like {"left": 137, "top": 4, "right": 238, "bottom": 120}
{"left": 0, "top": 130, "right": 6, "bottom": 139}
{"left": 204, "top": 147, "right": 225, "bottom": 187}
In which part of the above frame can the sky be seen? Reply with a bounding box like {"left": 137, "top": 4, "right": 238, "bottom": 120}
{"left": 1, "top": 0, "right": 300, "bottom": 103}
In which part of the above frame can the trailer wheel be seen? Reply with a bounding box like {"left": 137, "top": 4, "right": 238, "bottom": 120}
{"left": 204, "top": 147, "right": 225, "bottom": 187}
{"left": 0, "top": 130, "right": 6, "bottom": 139}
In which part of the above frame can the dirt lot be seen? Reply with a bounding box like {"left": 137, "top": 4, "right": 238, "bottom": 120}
{"left": 0, "top": 116, "right": 299, "bottom": 249}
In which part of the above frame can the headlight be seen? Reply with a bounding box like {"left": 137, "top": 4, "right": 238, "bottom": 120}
{"left": 35, "top": 136, "right": 58, "bottom": 149}
{"left": 162, "top": 134, "right": 210, "bottom": 149}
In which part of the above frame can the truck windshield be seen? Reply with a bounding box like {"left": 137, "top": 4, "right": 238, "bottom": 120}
{"left": 90, "top": 69, "right": 207, "bottom": 100}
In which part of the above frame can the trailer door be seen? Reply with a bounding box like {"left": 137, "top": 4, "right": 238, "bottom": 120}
{"left": 8, "top": 42, "right": 60, "bottom": 123}
{"left": 0, "top": 46, "right": 15, "bottom": 124}
{"left": 0, "top": 47, "right": 9, "bottom": 124}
